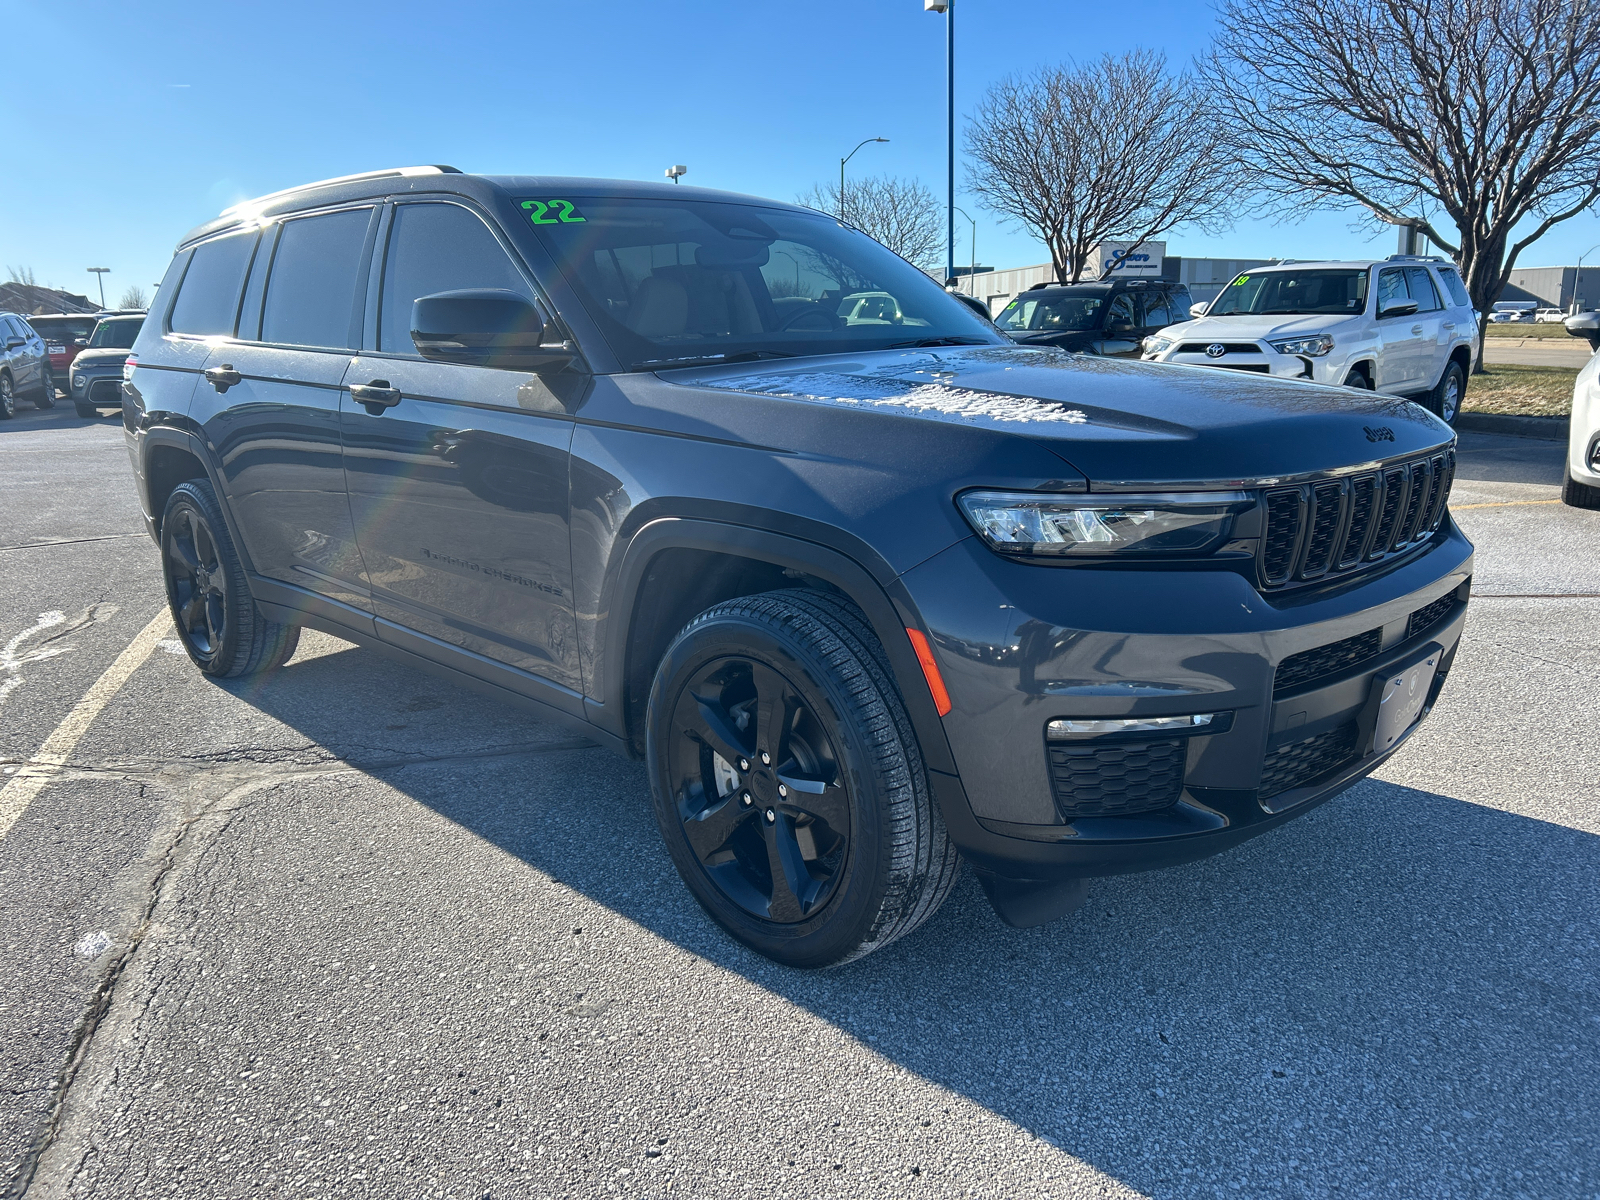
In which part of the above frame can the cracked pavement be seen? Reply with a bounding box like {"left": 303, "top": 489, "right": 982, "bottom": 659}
{"left": 1, "top": 405, "right": 1596, "bottom": 1199}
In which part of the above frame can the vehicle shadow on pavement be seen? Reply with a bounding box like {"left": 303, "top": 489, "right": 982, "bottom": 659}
{"left": 232, "top": 643, "right": 1599, "bottom": 1197}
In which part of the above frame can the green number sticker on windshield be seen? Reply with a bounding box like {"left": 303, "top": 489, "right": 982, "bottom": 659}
{"left": 522, "top": 199, "right": 585, "bottom": 225}
{"left": 1232, "top": 275, "right": 1249, "bottom": 286}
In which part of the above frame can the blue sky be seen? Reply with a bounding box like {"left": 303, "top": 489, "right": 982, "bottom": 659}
{"left": 4, "top": 0, "right": 1598, "bottom": 305}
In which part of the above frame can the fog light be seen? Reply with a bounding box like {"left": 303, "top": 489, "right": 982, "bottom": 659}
{"left": 1047, "top": 713, "right": 1220, "bottom": 738}
{"left": 72, "top": 375, "right": 87, "bottom": 391}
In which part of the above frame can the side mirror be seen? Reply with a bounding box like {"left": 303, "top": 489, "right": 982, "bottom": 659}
{"left": 1565, "top": 312, "right": 1600, "bottom": 352}
{"left": 1378, "top": 299, "right": 1419, "bottom": 319}
{"left": 1189, "top": 303, "right": 1209, "bottom": 319}
{"left": 74, "top": 338, "right": 89, "bottom": 348}
{"left": 411, "top": 289, "right": 572, "bottom": 371}
{"left": 3, "top": 336, "right": 23, "bottom": 350}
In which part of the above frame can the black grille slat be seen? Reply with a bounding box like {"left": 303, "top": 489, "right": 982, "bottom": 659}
{"left": 1262, "top": 489, "right": 1302, "bottom": 585}
{"left": 1337, "top": 475, "right": 1376, "bottom": 568}
{"left": 1425, "top": 451, "right": 1454, "bottom": 531}
{"left": 1259, "top": 722, "right": 1361, "bottom": 800}
{"left": 1368, "top": 468, "right": 1407, "bottom": 558}
{"left": 1273, "top": 628, "right": 1382, "bottom": 694}
{"left": 1406, "top": 593, "right": 1457, "bottom": 640}
{"left": 1398, "top": 460, "right": 1430, "bottom": 545}
{"left": 1301, "top": 482, "right": 1345, "bottom": 577}
{"left": 1047, "top": 739, "right": 1186, "bottom": 819}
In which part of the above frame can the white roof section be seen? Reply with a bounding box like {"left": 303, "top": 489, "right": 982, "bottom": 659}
{"left": 219, "top": 166, "right": 461, "bottom": 218}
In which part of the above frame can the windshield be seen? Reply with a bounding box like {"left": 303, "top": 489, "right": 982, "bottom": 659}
{"left": 89, "top": 317, "right": 143, "bottom": 348}
{"left": 520, "top": 196, "right": 1003, "bottom": 369}
{"left": 993, "top": 290, "right": 1107, "bottom": 333}
{"left": 1207, "top": 269, "right": 1369, "bottom": 316}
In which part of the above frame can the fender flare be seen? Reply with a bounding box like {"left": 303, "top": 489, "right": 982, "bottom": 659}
{"left": 138, "top": 421, "right": 261, "bottom": 578}
{"left": 588, "top": 515, "right": 959, "bottom": 776}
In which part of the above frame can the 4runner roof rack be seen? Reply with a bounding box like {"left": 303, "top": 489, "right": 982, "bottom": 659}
{"left": 220, "top": 166, "right": 463, "bottom": 217}
{"left": 1384, "top": 254, "right": 1448, "bottom": 263}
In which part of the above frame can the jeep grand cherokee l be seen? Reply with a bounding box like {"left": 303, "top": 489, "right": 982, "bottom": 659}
{"left": 123, "top": 168, "right": 1471, "bottom": 967}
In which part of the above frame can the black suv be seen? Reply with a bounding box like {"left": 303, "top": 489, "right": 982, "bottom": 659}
{"left": 123, "top": 168, "right": 1471, "bottom": 967}
{"left": 994, "top": 279, "right": 1192, "bottom": 357}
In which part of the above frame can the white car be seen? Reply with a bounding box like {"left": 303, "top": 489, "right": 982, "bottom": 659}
{"left": 1142, "top": 256, "right": 1479, "bottom": 424}
{"left": 1535, "top": 307, "right": 1566, "bottom": 323}
{"left": 1563, "top": 313, "right": 1600, "bottom": 509}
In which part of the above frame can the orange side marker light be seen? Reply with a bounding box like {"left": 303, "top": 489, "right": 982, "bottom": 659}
{"left": 906, "top": 628, "right": 952, "bottom": 717}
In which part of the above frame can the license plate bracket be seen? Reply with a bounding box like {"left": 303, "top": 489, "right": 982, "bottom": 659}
{"left": 1372, "top": 646, "right": 1440, "bottom": 752}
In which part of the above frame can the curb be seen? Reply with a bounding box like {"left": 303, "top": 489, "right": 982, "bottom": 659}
{"left": 1457, "top": 412, "right": 1569, "bottom": 441}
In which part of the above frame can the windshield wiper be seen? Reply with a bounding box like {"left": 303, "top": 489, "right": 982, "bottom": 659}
{"left": 633, "top": 350, "right": 794, "bottom": 372}
{"left": 887, "top": 335, "right": 993, "bottom": 349}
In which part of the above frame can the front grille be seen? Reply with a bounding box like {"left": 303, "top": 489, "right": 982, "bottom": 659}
{"left": 1209, "top": 363, "right": 1271, "bottom": 373}
{"left": 1406, "top": 593, "right": 1456, "bottom": 640}
{"left": 1274, "top": 628, "right": 1382, "bottom": 695}
{"left": 1256, "top": 449, "right": 1455, "bottom": 591}
{"left": 1176, "top": 342, "right": 1261, "bottom": 355}
{"left": 88, "top": 379, "right": 122, "bottom": 403}
{"left": 1047, "top": 738, "right": 1186, "bottom": 819}
{"left": 1259, "top": 722, "right": 1361, "bottom": 800}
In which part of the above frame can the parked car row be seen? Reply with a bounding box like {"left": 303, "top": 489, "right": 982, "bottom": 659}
{"left": 0, "top": 309, "right": 144, "bottom": 419}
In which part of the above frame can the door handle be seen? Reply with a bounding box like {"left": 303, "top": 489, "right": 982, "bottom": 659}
{"left": 1442, "top": 322, "right": 1457, "bottom": 330}
{"left": 1411, "top": 324, "right": 1424, "bottom": 335}
{"left": 350, "top": 379, "right": 402, "bottom": 415}
{"left": 204, "top": 364, "right": 241, "bottom": 394}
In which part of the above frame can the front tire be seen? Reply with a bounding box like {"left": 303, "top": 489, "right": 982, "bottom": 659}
{"left": 0, "top": 372, "right": 14, "bottom": 419}
{"left": 160, "top": 478, "right": 300, "bottom": 677}
{"left": 1427, "top": 360, "right": 1465, "bottom": 425}
{"left": 1342, "top": 366, "right": 1374, "bottom": 390}
{"left": 34, "top": 365, "right": 55, "bottom": 409}
{"left": 74, "top": 401, "right": 95, "bottom": 418}
{"left": 1563, "top": 469, "right": 1600, "bottom": 510}
{"left": 646, "top": 589, "right": 960, "bottom": 968}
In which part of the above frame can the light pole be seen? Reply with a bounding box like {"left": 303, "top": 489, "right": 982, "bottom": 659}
{"left": 665, "top": 165, "right": 687, "bottom": 185}
{"left": 774, "top": 250, "right": 801, "bottom": 292}
{"left": 1574, "top": 243, "right": 1600, "bottom": 314}
{"left": 952, "top": 205, "right": 976, "bottom": 293}
{"left": 925, "top": 0, "right": 954, "bottom": 285}
{"left": 87, "top": 267, "right": 109, "bottom": 309}
{"left": 839, "top": 138, "right": 889, "bottom": 223}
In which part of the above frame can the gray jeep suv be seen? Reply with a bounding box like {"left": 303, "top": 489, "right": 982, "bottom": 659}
{"left": 122, "top": 168, "right": 1471, "bottom": 966}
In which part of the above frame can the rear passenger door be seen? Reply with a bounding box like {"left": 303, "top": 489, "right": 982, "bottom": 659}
{"left": 340, "top": 199, "right": 582, "bottom": 702}
{"left": 192, "top": 205, "right": 378, "bottom": 620}
{"left": 1404, "top": 266, "right": 1447, "bottom": 389}
{"left": 1374, "top": 267, "right": 1426, "bottom": 390}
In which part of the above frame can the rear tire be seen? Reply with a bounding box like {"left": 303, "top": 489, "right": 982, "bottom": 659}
{"left": 1563, "top": 470, "right": 1600, "bottom": 510}
{"left": 34, "top": 366, "right": 55, "bottom": 409}
{"left": 0, "top": 372, "right": 14, "bottom": 419}
{"left": 646, "top": 589, "right": 960, "bottom": 968}
{"left": 1426, "top": 360, "right": 1465, "bottom": 425}
{"left": 160, "top": 478, "right": 300, "bottom": 677}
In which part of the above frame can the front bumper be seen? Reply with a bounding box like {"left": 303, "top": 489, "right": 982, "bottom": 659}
{"left": 71, "top": 372, "right": 126, "bottom": 405}
{"left": 1145, "top": 340, "right": 1342, "bottom": 382}
{"left": 901, "top": 519, "right": 1473, "bottom": 880}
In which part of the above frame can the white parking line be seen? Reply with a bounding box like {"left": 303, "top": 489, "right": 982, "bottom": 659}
{"left": 0, "top": 609, "right": 171, "bottom": 840}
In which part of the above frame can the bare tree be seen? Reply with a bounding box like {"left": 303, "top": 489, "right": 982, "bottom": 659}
{"left": 798, "top": 176, "right": 944, "bottom": 272}
{"left": 1204, "top": 0, "right": 1600, "bottom": 370}
{"left": 965, "top": 52, "right": 1234, "bottom": 283}
{"left": 6, "top": 266, "right": 37, "bottom": 286}
{"left": 118, "top": 285, "right": 149, "bottom": 310}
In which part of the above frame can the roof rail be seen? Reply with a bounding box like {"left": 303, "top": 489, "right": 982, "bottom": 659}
{"left": 220, "top": 165, "right": 463, "bottom": 217}
{"left": 1384, "top": 254, "right": 1447, "bottom": 263}
{"left": 1274, "top": 259, "right": 1327, "bottom": 266}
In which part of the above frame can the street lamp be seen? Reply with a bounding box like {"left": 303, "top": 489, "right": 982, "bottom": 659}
{"left": 1574, "top": 243, "right": 1600, "bottom": 314}
{"left": 774, "top": 250, "right": 801, "bottom": 292}
{"left": 952, "top": 205, "right": 977, "bottom": 293}
{"left": 839, "top": 138, "right": 889, "bottom": 223}
{"left": 665, "top": 165, "right": 687, "bottom": 185}
{"left": 925, "top": 0, "right": 954, "bottom": 285}
{"left": 87, "top": 267, "right": 109, "bottom": 309}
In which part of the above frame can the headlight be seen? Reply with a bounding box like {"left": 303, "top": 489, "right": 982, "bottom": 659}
{"left": 957, "top": 490, "right": 1250, "bottom": 558}
{"left": 1142, "top": 335, "right": 1174, "bottom": 356}
{"left": 1268, "top": 334, "right": 1334, "bottom": 357}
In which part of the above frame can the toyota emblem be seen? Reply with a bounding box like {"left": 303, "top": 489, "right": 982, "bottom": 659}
{"left": 1205, "top": 343, "right": 1226, "bottom": 358}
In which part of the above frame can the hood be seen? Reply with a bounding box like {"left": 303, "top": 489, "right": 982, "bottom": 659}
{"left": 674, "top": 346, "right": 1451, "bottom": 489}
{"left": 72, "top": 347, "right": 135, "bottom": 369}
{"left": 1007, "top": 329, "right": 1100, "bottom": 352}
{"left": 1162, "top": 313, "right": 1365, "bottom": 343}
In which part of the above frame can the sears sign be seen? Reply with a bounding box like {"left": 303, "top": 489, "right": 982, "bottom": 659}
{"left": 1091, "top": 240, "right": 1166, "bottom": 277}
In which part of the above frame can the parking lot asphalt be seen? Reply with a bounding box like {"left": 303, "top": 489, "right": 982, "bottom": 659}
{"left": 2, "top": 402, "right": 1596, "bottom": 1200}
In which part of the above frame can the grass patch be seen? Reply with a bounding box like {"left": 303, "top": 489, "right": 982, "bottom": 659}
{"left": 1482, "top": 322, "right": 1574, "bottom": 339}
{"left": 1463, "top": 364, "right": 1577, "bottom": 417}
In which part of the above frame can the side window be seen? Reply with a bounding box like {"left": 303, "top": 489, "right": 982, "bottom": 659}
{"left": 1169, "top": 285, "right": 1192, "bottom": 314}
{"left": 1435, "top": 266, "right": 1472, "bottom": 309}
{"left": 1107, "top": 293, "right": 1136, "bottom": 328}
{"left": 379, "top": 203, "right": 534, "bottom": 353}
{"left": 1376, "top": 268, "right": 1409, "bottom": 313}
{"left": 1405, "top": 267, "right": 1442, "bottom": 312}
{"left": 169, "top": 232, "right": 257, "bottom": 336}
{"left": 1141, "top": 291, "right": 1172, "bottom": 327}
{"left": 260, "top": 208, "right": 373, "bottom": 349}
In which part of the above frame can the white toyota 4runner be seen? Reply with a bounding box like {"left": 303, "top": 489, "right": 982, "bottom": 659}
{"left": 1141, "top": 256, "right": 1479, "bottom": 425}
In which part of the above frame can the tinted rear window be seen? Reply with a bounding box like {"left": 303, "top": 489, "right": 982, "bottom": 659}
{"left": 170, "top": 232, "right": 258, "bottom": 335}
{"left": 28, "top": 317, "right": 98, "bottom": 340}
{"left": 260, "top": 208, "right": 372, "bottom": 349}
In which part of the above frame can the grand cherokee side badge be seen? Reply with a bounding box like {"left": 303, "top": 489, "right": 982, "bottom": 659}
{"left": 1364, "top": 426, "right": 1396, "bottom": 443}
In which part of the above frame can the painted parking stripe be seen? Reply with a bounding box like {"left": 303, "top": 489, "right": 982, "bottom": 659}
{"left": 0, "top": 609, "right": 171, "bottom": 840}
{"left": 1451, "top": 499, "right": 1563, "bottom": 510}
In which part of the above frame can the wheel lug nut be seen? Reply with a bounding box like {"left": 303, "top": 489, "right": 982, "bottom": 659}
{"left": 738, "top": 758, "right": 749, "bottom": 772}
{"left": 777, "top": 784, "right": 787, "bottom": 797}
{"left": 740, "top": 792, "right": 752, "bottom": 806}
{"left": 764, "top": 808, "right": 776, "bottom": 823}
{"left": 760, "top": 752, "right": 771, "bottom": 765}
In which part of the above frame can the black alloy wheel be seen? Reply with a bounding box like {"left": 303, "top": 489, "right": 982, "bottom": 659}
{"left": 0, "top": 373, "right": 14, "bottom": 419}
{"left": 647, "top": 590, "right": 960, "bottom": 968}
{"left": 666, "top": 655, "right": 851, "bottom": 924}
{"left": 160, "top": 478, "right": 299, "bottom": 677}
{"left": 34, "top": 365, "right": 55, "bottom": 409}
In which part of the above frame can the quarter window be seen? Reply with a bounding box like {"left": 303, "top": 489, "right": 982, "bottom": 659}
{"left": 169, "top": 232, "right": 258, "bottom": 336}
{"left": 379, "top": 203, "right": 533, "bottom": 353}
{"left": 260, "top": 208, "right": 373, "bottom": 349}
{"left": 1435, "top": 266, "right": 1472, "bottom": 309}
